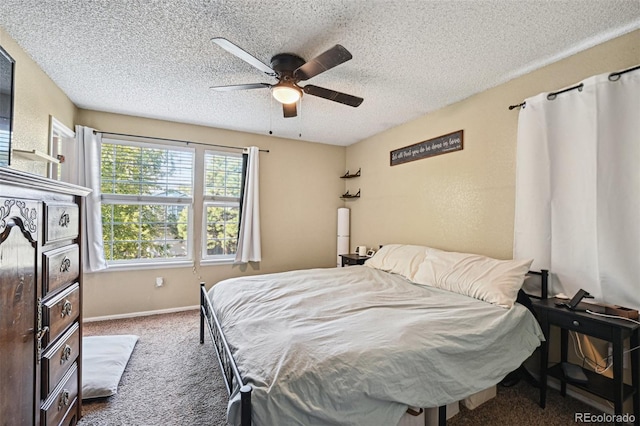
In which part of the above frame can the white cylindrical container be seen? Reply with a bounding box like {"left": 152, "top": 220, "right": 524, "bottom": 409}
{"left": 337, "top": 208, "right": 350, "bottom": 266}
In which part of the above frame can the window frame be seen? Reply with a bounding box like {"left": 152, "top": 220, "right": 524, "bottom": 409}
{"left": 200, "top": 149, "right": 243, "bottom": 264}
{"left": 48, "top": 116, "right": 74, "bottom": 180}
{"left": 100, "top": 137, "right": 195, "bottom": 266}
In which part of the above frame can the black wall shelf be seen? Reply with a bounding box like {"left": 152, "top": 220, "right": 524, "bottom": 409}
{"left": 340, "top": 189, "right": 360, "bottom": 199}
{"left": 341, "top": 168, "right": 361, "bottom": 199}
{"left": 341, "top": 168, "right": 361, "bottom": 179}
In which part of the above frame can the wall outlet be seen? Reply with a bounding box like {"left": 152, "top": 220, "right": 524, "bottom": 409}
{"left": 155, "top": 277, "right": 164, "bottom": 287}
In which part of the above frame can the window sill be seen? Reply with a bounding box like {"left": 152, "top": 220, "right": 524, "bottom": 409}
{"left": 199, "top": 257, "right": 236, "bottom": 266}
{"left": 96, "top": 260, "right": 194, "bottom": 273}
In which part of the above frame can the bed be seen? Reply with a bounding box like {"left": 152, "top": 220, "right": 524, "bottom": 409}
{"left": 199, "top": 244, "right": 547, "bottom": 426}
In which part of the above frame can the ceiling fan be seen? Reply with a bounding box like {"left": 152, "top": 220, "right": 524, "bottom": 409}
{"left": 210, "top": 37, "right": 364, "bottom": 118}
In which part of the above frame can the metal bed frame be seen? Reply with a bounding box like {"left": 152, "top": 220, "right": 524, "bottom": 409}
{"left": 199, "top": 270, "right": 548, "bottom": 426}
{"left": 200, "top": 283, "right": 252, "bottom": 426}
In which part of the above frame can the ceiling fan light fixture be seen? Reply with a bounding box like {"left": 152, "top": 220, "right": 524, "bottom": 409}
{"left": 272, "top": 84, "right": 301, "bottom": 104}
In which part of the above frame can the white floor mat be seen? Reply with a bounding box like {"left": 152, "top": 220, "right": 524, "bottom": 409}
{"left": 82, "top": 334, "right": 139, "bottom": 399}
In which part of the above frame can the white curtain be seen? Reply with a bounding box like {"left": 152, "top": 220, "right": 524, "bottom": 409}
{"left": 235, "top": 146, "right": 261, "bottom": 263}
{"left": 514, "top": 68, "right": 640, "bottom": 310}
{"left": 60, "top": 126, "right": 107, "bottom": 272}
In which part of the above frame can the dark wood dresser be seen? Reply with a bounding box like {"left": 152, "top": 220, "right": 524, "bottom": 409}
{"left": 0, "top": 168, "right": 90, "bottom": 426}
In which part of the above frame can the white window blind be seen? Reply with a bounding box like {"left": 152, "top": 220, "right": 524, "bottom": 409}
{"left": 202, "top": 151, "right": 242, "bottom": 259}
{"left": 0, "top": 118, "right": 9, "bottom": 166}
{"left": 100, "top": 140, "right": 194, "bottom": 262}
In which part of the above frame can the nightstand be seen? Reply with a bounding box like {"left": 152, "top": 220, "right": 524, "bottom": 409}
{"left": 340, "top": 253, "right": 369, "bottom": 267}
{"left": 533, "top": 299, "right": 639, "bottom": 426}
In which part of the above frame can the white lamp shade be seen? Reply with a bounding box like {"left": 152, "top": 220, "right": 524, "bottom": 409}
{"left": 272, "top": 85, "right": 301, "bottom": 104}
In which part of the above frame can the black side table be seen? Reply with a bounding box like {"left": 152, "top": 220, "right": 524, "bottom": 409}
{"left": 340, "top": 253, "right": 369, "bottom": 267}
{"left": 533, "top": 298, "right": 639, "bottom": 426}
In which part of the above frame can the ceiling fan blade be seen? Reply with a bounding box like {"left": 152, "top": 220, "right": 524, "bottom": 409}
{"left": 210, "top": 83, "right": 271, "bottom": 92}
{"left": 303, "top": 85, "right": 363, "bottom": 107}
{"left": 283, "top": 102, "right": 297, "bottom": 118}
{"left": 294, "top": 45, "right": 352, "bottom": 81}
{"left": 212, "top": 37, "right": 276, "bottom": 76}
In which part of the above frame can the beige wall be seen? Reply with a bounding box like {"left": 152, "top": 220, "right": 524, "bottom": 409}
{"left": 77, "top": 110, "right": 345, "bottom": 318}
{"left": 346, "top": 30, "right": 640, "bottom": 260}
{"left": 0, "top": 27, "right": 77, "bottom": 176}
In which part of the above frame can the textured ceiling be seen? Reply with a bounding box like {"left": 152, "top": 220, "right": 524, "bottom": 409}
{"left": 1, "top": 1, "right": 639, "bottom": 146}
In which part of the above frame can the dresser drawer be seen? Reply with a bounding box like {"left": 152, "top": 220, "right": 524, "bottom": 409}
{"left": 340, "top": 254, "right": 368, "bottom": 266}
{"left": 42, "top": 323, "right": 80, "bottom": 398}
{"left": 43, "top": 283, "right": 80, "bottom": 346}
{"left": 547, "top": 309, "right": 613, "bottom": 340}
{"left": 44, "top": 244, "right": 80, "bottom": 297}
{"left": 44, "top": 203, "right": 79, "bottom": 244}
{"left": 58, "top": 399, "right": 78, "bottom": 426}
{"left": 41, "top": 364, "right": 78, "bottom": 426}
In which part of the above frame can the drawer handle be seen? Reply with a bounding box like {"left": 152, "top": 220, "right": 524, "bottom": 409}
{"left": 60, "top": 256, "right": 71, "bottom": 273}
{"left": 36, "top": 326, "right": 49, "bottom": 340}
{"left": 61, "top": 300, "right": 73, "bottom": 317}
{"left": 61, "top": 344, "right": 72, "bottom": 364}
{"left": 36, "top": 326, "right": 50, "bottom": 366}
{"left": 573, "top": 320, "right": 580, "bottom": 327}
{"left": 59, "top": 211, "right": 70, "bottom": 228}
{"left": 58, "top": 389, "right": 70, "bottom": 411}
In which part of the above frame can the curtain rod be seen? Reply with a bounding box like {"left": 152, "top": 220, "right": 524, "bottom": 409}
{"left": 508, "top": 63, "right": 640, "bottom": 111}
{"left": 92, "top": 130, "right": 270, "bottom": 153}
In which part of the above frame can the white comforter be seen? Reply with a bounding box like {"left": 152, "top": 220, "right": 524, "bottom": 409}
{"left": 208, "top": 266, "right": 544, "bottom": 426}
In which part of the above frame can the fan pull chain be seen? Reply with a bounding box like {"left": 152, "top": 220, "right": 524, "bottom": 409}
{"left": 298, "top": 99, "right": 302, "bottom": 138}
{"left": 268, "top": 90, "right": 273, "bottom": 135}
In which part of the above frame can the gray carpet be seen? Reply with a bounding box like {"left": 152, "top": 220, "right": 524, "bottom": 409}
{"left": 79, "top": 309, "right": 608, "bottom": 426}
{"left": 80, "top": 310, "right": 228, "bottom": 426}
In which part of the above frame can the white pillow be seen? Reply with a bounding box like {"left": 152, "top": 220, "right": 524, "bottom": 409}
{"left": 412, "top": 247, "right": 533, "bottom": 308}
{"left": 364, "top": 244, "right": 428, "bottom": 280}
{"left": 82, "top": 334, "right": 139, "bottom": 399}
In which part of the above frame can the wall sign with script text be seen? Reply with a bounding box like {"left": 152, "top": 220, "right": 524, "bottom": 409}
{"left": 390, "top": 130, "right": 463, "bottom": 166}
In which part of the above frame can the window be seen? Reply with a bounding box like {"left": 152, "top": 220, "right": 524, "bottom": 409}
{"left": 100, "top": 139, "right": 194, "bottom": 263}
{"left": 202, "top": 150, "right": 243, "bottom": 261}
{"left": 0, "top": 46, "right": 14, "bottom": 167}
{"left": 0, "top": 119, "right": 9, "bottom": 166}
{"left": 99, "top": 138, "right": 245, "bottom": 266}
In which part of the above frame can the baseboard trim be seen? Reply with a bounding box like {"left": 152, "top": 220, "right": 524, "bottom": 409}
{"left": 84, "top": 305, "right": 199, "bottom": 323}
